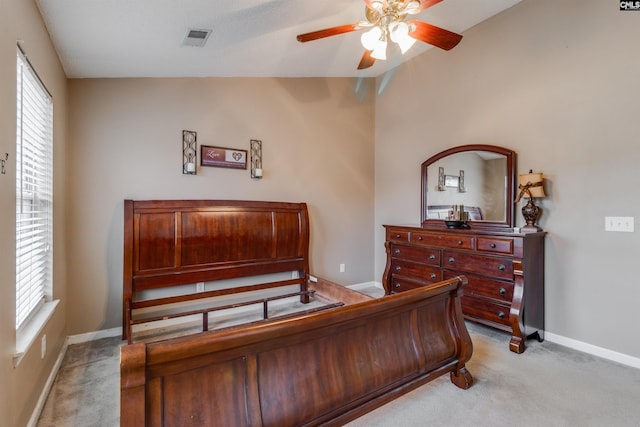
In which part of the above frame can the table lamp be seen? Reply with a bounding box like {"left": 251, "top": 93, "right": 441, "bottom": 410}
{"left": 515, "top": 170, "right": 545, "bottom": 232}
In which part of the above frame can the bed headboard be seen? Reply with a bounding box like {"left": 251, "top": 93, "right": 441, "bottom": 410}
{"left": 122, "top": 199, "right": 310, "bottom": 341}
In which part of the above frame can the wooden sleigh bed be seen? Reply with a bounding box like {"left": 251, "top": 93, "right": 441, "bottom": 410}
{"left": 120, "top": 199, "right": 474, "bottom": 426}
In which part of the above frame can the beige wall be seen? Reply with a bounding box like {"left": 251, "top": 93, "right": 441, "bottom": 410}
{"left": 66, "top": 77, "right": 375, "bottom": 335}
{"left": 4, "top": 0, "right": 640, "bottom": 424}
{"left": 375, "top": 0, "right": 640, "bottom": 358}
{"left": 0, "top": 0, "right": 68, "bottom": 426}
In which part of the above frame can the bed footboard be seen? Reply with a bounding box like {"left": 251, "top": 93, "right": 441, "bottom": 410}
{"left": 120, "top": 276, "right": 473, "bottom": 426}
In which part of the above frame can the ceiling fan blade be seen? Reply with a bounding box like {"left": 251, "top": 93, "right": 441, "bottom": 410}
{"left": 357, "top": 50, "right": 376, "bottom": 69}
{"left": 297, "top": 23, "right": 362, "bottom": 43}
{"left": 407, "top": 20, "right": 462, "bottom": 51}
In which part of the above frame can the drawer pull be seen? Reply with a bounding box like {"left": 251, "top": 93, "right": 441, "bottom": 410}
{"left": 448, "top": 257, "right": 455, "bottom": 264}
{"left": 457, "top": 240, "right": 463, "bottom": 245}
{"left": 395, "top": 266, "right": 401, "bottom": 271}
{"left": 498, "top": 264, "right": 505, "bottom": 271}
{"left": 395, "top": 282, "right": 401, "bottom": 289}
{"left": 418, "top": 236, "right": 423, "bottom": 241}
{"left": 498, "top": 311, "right": 506, "bottom": 319}
{"left": 430, "top": 273, "right": 436, "bottom": 280}
{"left": 394, "top": 249, "right": 401, "bottom": 255}
{"left": 395, "top": 234, "right": 401, "bottom": 238}
{"left": 429, "top": 254, "right": 436, "bottom": 260}
{"left": 498, "top": 287, "right": 506, "bottom": 296}
{"left": 490, "top": 243, "right": 496, "bottom": 248}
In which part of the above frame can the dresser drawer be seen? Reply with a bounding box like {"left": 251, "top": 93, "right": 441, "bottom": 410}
{"left": 389, "top": 276, "right": 433, "bottom": 292}
{"left": 411, "top": 231, "right": 474, "bottom": 250}
{"left": 444, "top": 271, "right": 513, "bottom": 303}
{"left": 390, "top": 243, "right": 440, "bottom": 266}
{"left": 461, "top": 296, "right": 511, "bottom": 327}
{"left": 443, "top": 251, "right": 513, "bottom": 280}
{"left": 391, "top": 259, "right": 441, "bottom": 283}
{"left": 387, "top": 229, "right": 409, "bottom": 243}
{"left": 477, "top": 237, "right": 513, "bottom": 254}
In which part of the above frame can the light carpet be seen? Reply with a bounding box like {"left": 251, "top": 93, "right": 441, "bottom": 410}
{"left": 37, "top": 323, "right": 640, "bottom": 426}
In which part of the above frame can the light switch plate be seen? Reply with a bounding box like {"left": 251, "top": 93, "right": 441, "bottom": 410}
{"left": 605, "top": 216, "right": 634, "bottom": 232}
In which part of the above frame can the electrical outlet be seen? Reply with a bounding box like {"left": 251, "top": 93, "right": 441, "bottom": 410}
{"left": 339, "top": 263, "right": 346, "bottom": 273}
{"left": 41, "top": 335, "right": 46, "bottom": 359}
{"left": 605, "top": 216, "right": 634, "bottom": 232}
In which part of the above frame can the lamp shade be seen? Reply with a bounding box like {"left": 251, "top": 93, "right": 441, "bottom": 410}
{"left": 361, "top": 26, "right": 383, "bottom": 50}
{"left": 519, "top": 171, "right": 545, "bottom": 198}
{"left": 389, "top": 22, "right": 416, "bottom": 54}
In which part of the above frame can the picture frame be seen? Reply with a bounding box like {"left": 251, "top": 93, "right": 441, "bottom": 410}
{"left": 200, "top": 145, "right": 247, "bottom": 169}
{"left": 445, "top": 175, "right": 459, "bottom": 188}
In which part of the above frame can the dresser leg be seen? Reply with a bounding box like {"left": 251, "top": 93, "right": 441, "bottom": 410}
{"left": 509, "top": 336, "right": 525, "bottom": 354}
{"left": 529, "top": 330, "right": 544, "bottom": 343}
{"left": 510, "top": 330, "right": 544, "bottom": 352}
{"left": 508, "top": 310, "right": 526, "bottom": 353}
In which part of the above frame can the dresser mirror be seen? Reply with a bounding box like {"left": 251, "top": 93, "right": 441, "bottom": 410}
{"left": 421, "top": 144, "right": 516, "bottom": 229}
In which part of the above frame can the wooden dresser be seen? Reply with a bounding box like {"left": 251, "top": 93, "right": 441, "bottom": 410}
{"left": 382, "top": 225, "right": 545, "bottom": 353}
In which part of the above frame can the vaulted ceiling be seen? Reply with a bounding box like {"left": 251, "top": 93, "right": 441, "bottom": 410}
{"left": 36, "top": 0, "right": 523, "bottom": 78}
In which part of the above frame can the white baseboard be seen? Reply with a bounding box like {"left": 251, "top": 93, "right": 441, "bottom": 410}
{"left": 545, "top": 332, "right": 640, "bottom": 369}
{"left": 67, "top": 327, "right": 122, "bottom": 345}
{"left": 347, "top": 281, "right": 383, "bottom": 290}
{"left": 27, "top": 337, "right": 69, "bottom": 427}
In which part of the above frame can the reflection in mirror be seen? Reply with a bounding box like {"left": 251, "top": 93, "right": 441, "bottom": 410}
{"left": 421, "top": 145, "right": 515, "bottom": 229}
{"left": 428, "top": 151, "right": 506, "bottom": 221}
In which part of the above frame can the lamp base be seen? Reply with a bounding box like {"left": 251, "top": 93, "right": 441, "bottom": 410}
{"left": 520, "top": 224, "right": 543, "bottom": 233}
{"left": 521, "top": 199, "right": 542, "bottom": 233}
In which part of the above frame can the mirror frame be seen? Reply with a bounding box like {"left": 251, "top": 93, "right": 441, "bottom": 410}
{"left": 421, "top": 144, "right": 516, "bottom": 230}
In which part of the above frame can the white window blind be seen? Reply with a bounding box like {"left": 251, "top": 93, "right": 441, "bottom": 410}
{"left": 16, "top": 47, "right": 53, "bottom": 330}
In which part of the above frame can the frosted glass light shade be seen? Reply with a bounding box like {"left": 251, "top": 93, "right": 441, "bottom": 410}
{"left": 390, "top": 22, "right": 416, "bottom": 54}
{"left": 361, "top": 27, "right": 383, "bottom": 50}
{"left": 405, "top": 0, "right": 421, "bottom": 14}
{"left": 397, "top": 36, "right": 416, "bottom": 54}
{"left": 370, "top": 1, "right": 385, "bottom": 11}
{"left": 371, "top": 42, "right": 387, "bottom": 59}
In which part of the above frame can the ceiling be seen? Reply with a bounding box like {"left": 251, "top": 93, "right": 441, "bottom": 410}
{"left": 35, "top": 0, "right": 523, "bottom": 79}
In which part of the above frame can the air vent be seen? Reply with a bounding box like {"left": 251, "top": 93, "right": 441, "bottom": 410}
{"left": 183, "top": 29, "right": 212, "bottom": 47}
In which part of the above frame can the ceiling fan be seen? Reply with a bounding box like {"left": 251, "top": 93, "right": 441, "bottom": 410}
{"left": 296, "top": 0, "right": 463, "bottom": 70}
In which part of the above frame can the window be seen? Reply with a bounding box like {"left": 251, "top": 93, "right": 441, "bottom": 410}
{"left": 16, "top": 46, "right": 53, "bottom": 330}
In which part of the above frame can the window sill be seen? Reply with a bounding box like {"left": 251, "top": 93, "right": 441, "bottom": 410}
{"left": 13, "top": 300, "right": 60, "bottom": 368}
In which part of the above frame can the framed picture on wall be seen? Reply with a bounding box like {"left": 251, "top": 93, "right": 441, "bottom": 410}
{"left": 200, "top": 145, "right": 247, "bottom": 169}
{"left": 445, "top": 175, "right": 459, "bottom": 188}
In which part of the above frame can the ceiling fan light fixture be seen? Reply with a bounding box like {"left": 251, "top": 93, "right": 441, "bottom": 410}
{"left": 361, "top": 26, "right": 383, "bottom": 50}
{"left": 397, "top": 34, "right": 417, "bottom": 54}
{"left": 296, "top": 0, "right": 462, "bottom": 69}
{"left": 388, "top": 21, "right": 406, "bottom": 41}
{"left": 389, "top": 21, "right": 416, "bottom": 54}
{"left": 371, "top": 0, "right": 386, "bottom": 11}
{"left": 404, "top": 0, "right": 422, "bottom": 14}
{"left": 371, "top": 42, "right": 388, "bottom": 60}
